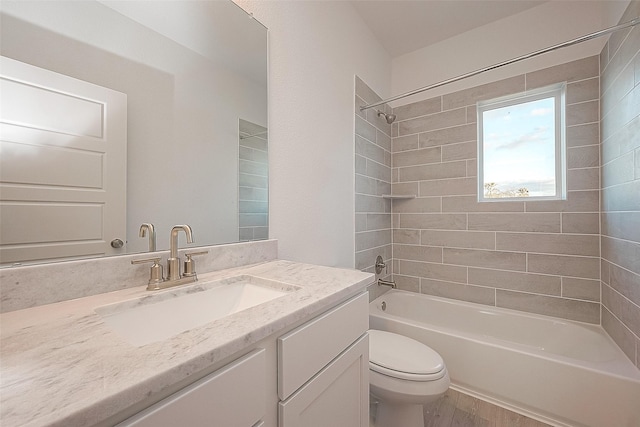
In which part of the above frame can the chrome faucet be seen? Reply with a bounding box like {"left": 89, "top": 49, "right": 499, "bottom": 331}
{"left": 375, "top": 255, "right": 397, "bottom": 289}
{"left": 167, "top": 225, "right": 193, "bottom": 281}
{"left": 139, "top": 223, "right": 156, "bottom": 252}
{"left": 131, "top": 224, "right": 208, "bottom": 290}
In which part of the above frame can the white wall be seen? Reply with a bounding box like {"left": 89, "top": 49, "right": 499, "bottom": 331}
{"left": 235, "top": 0, "right": 391, "bottom": 268}
{"left": 391, "top": 0, "right": 631, "bottom": 106}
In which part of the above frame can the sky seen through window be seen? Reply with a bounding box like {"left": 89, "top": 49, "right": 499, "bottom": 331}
{"left": 482, "top": 97, "right": 556, "bottom": 197}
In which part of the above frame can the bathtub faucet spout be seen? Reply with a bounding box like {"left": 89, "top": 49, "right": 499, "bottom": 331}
{"left": 378, "top": 278, "right": 396, "bottom": 289}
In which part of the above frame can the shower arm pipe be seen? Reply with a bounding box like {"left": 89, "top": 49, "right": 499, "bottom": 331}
{"left": 360, "top": 17, "right": 640, "bottom": 112}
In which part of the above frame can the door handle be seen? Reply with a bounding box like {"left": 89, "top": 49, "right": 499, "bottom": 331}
{"left": 111, "top": 238, "right": 124, "bottom": 248}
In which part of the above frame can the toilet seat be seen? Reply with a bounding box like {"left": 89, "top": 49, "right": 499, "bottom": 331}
{"left": 369, "top": 329, "right": 446, "bottom": 382}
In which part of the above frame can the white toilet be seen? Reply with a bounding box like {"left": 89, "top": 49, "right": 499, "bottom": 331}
{"left": 369, "top": 329, "right": 450, "bottom": 427}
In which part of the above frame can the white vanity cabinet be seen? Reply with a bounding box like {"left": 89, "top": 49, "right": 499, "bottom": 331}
{"left": 119, "top": 349, "right": 266, "bottom": 427}
{"left": 117, "top": 292, "right": 369, "bottom": 427}
{"left": 277, "top": 292, "right": 369, "bottom": 427}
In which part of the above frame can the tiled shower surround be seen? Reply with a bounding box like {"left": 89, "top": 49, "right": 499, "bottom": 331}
{"left": 355, "top": 0, "right": 639, "bottom": 369}
{"left": 389, "top": 55, "right": 601, "bottom": 323}
{"left": 354, "top": 76, "right": 393, "bottom": 280}
{"left": 600, "top": 1, "right": 640, "bottom": 369}
{"left": 238, "top": 119, "right": 269, "bottom": 242}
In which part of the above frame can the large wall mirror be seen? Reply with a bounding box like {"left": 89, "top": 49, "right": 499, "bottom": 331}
{"left": 0, "top": 0, "right": 268, "bottom": 266}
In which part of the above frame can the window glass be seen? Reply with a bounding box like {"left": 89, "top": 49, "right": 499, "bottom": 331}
{"left": 477, "top": 84, "right": 566, "bottom": 201}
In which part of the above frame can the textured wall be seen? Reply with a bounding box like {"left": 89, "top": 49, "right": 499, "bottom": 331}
{"left": 600, "top": 0, "right": 640, "bottom": 370}
{"left": 389, "top": 56, "right": 602, "bottom": 324}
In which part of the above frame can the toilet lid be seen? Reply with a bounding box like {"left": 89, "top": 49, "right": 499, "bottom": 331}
{"left": 369, "top": 330, "right": 445, "bottom": 381}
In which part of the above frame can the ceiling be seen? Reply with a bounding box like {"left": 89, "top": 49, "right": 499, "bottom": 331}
{"left": 350, "top": 0, "right": 549, "bottom": 57}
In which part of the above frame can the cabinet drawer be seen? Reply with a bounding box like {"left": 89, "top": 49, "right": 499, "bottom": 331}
{"left": 120, "top": 349, "right": 265, "bottom": 427}
{"left": 279, "top": 334, "right": 369, "bottom": 427}
{"left": 278, "top": 292, "right": 368, "bottom": 400}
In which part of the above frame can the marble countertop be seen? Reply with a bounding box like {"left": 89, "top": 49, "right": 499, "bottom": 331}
{"left": 0, "top": 260, "right": 374, "bottom": 427}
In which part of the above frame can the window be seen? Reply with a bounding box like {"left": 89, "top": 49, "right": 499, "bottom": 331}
{"left": 477, "top": 83, "right": 566, "bottom": 201}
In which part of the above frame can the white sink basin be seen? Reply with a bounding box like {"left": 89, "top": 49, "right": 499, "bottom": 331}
{"left": 96, "top": 275, "right": 299, "bottom": 346}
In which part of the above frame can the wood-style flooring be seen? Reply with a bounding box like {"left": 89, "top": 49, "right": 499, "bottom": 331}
{"left": 422, "top": 388, "right": 553, "bottom": 427}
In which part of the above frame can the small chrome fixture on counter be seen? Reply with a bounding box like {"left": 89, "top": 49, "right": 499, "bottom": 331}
{"left": 131, "top": 225, "right": 208, "bottom": 290}
{"left": 183, "top": 250, "right": 208, "bottom": 277}
{"left": 167, "top": 225, "right": 193, "bottom": 281}
{"left": 131, "top": 256, "right": 165, "bottom": 289}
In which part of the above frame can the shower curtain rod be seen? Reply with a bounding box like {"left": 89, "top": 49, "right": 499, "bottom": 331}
{"left": 239, "top": 130, "right": 268, "bottom": 140}
{"left": 360, "top": 17, "right": 640, "bottom": 111}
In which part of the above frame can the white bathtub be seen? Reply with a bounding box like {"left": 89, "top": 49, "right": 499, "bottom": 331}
{"left": 369, "top": 289, "right": 640, "bottom": 427}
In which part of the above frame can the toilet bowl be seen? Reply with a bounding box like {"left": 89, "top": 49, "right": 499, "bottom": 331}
{"left": 369, "top": 329, "right": 450, "bottom": 427}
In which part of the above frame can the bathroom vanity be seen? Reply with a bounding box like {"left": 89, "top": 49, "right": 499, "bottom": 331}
{"left": 0, "top": 258, "right": 373, "bottom": 427}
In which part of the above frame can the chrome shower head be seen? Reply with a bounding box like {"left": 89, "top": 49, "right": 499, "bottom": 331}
{"left": 377, "top": 110, "right": 396, "bottom": 124}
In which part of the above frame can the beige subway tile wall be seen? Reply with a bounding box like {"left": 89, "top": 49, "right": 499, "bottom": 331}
{"left": 600, "top": 0, "right": 640, "bottom": 370}
{"left": 238, "top": 119, "right": 269, "bottom": 242}
{"left": 354, "top": 77, "right": 392, "bottom": 288}
{"left": 390, "top": 55, "right": 602, "bottom": 324}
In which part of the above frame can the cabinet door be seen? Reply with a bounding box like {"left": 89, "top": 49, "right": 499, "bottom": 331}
{"left": 278, "top": 292, "right": 368, "bottom": 400}
{"left": 120, "top": 349, "right": 265, "bottom": 427}
{"left": 279, "top": 334, "right": 369, "bottom": 427}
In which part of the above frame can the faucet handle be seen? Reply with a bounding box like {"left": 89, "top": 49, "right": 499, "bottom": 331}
{"left": 375, "top": 255, "right": 387, "bottom": 275}
{"left": 131, "top": 257, "right": 165, "bottom": 289}
{"left": 185, "top": 251, "right": 208, "bottom": 257}
{"left": 183, "top": 251, "right": 208, "bottom": 277}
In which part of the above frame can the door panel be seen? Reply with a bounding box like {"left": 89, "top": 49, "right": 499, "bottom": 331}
{"left": 1, "top": 203, "right": 103, "bottom": 244}
{"left": 0, "top": 139, "right": 104, "bottom": 188}
{"left": 1, "top": 77, "right": 105, "bottom": 137}
{"left": 0, "top": 56, "right": 127, "bottom": 264}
